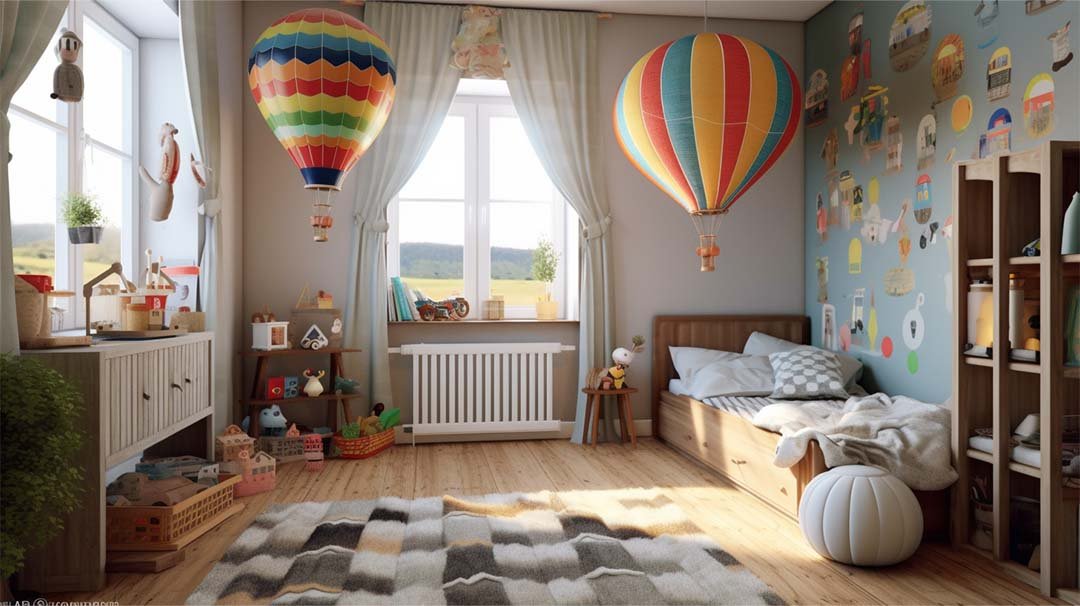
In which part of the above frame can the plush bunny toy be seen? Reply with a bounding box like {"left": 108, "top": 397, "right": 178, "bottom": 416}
{"left": 51, "top": 29, "right": 83, "bottom": 102}
{"left": 139, "top": 123, "right": 180, "bottom": 221}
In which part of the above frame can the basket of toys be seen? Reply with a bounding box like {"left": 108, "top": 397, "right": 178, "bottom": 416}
{"left": 333, "top": 406, "right": 400, "bottom": 459}
{"left": 106, "top": 473, "right": 242, "bottom": 550}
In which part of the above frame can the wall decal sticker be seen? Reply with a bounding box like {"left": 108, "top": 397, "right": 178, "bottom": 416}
{"left": 855, "top": 85, "right": 889, "bottom": 155}
{"left": 806, "top": 69, "right": 830, "bottom": 127}
{"left": 867, "top": 290, "right": 879, "bottom": 351}
{"left": 979, "top": 107, "right": 1012, "bottom": 157}
{"left": 987, "top": 46, "right": 1012, "bottom": 101}
{"left": 816, "top": 193, "right": 829, "bottom": 242}
{"left": 823, "top": 303, "right": 838, "bottom": 350}
{"left": 844, "top": 106, "right": 860, "bottom": 144}
{"left": 951, "top": 95, "right": 974, "bottom": 132}
{"left": 1049, "top": 21, "right": 1073, "bottom": 72}
{"left": 886, "top": 115, "right": 903, "bottom": 173}
{"left": 903, "top": 293, "right": 927, "bottom": 350}
{"left": 907, "top": 350, "right": 920, "bottom": 374}
{"left": 839, "top": 170, "right": 856, "bottom": 229}
{"left": 1026, "top": 0, "right": 1062, "bottom": 16}
{"left": 945, "top": 147, "right": 957, "bottom": 163}
{"left": 852, "top": 183, "right": 865, "bottom": 224}
{"left": 885, "top": 227, "right": 915, "bottom": 296}
{"left": 842, "top": 12, "right": 864, "bottom": 100}
{"left": 851, "top": 287, "right": 867, "bottom": 347}
{"left": 861, "top": 193, "right": 888, "bottom": 245}
{"left": 822, "top": 128, "right": 840, "bottom": 171}
{"left": 828, "top": 175, "right": 840, "bottom": 225}
{"left": 974, "top": 0, "right": 1000, "bottom": 49}
{"left": 932, "top": 34, "right": 965, "bottom": 102}
{"left": 840, "top": 321, "right": 852, "bottom": 351}
{"left": 849, "top": 238, "right": 863, "bottom": 274}
{"left": 881, "top": 335, "right": 894, "bottom": 358}
{"left": 868, "top": 177, "right": 880, "bottom": 205}
{"left": 817, "top": 257, "right": 829, "bottom": 302}
{"left": 914, "top": 174, "right": 933, "bottom": 224}
{"left": 1023, "top": 72, "right": 1055, "bottom": 137}
{"left": 917, "top": 113, "right": 937, "bottom": 169}
{"left": 890, "top": 1, "right": 932, "bottom": 71}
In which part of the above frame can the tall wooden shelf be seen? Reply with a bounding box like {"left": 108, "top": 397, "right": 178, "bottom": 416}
{"left": 952, "top": 141, "right": 1080, "bottom": 601}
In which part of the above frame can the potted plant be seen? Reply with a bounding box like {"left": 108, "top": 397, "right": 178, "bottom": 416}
{"left": 1, "top": 355, "right": 85, "bottom": 594}
{"left": 532, "top": 238, "right": 559, "bottom": 320}
{"left": 61, "top": 192, "right": 104, "bottom": 244}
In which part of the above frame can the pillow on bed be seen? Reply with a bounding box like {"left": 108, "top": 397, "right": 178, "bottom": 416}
{"left": 744, "top": 331, "right": 863, "bottom": 388}
{"left": 669, "top": 347, "right": 742, "bottom": 383}
{"left": 768, "top": 349, "right": 849, "bottom": 400}
{"left": 685, "top": 355, "right": 774, "bottom": 399}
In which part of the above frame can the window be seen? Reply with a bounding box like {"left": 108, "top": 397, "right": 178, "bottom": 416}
{"left": 388, "top": 80, "right": 579, "bottom": 319}
{"left": 9, "top": 1, "right": 138, "bottom": 328}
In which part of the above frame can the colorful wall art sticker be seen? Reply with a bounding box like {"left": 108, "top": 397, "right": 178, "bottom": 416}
{"left": 1023, "top": 73, "right": 1055, "bottom": 138}
{"left": 885, "top": 227, "right": 915, "bottom": 296}
{"left": 1026, "top": 0, "right": 1062, "bottom": 16}
{"left": 987, "top": 46, "right": 1012, "bottom": 101}
{"left": 822, "top": 303, "right": 838, "bottom": 351}
{"left": 839, "top": 170, "right": 856, "bottom": 229}
{"left": 861, "top": 193, "right": 888, "bottom": 245}
{"left": 917, "top": 113, "right": 937, "bottom": 169}
{"left": 828, "top": 175, "right": 840, "bottom": 225}
{"left": 979, "top": 107, "right": 1012, "bottom": 157}
{"left": 817, "top": 256, "right": 829, "bottom": 302}
{"left": 816, "top": 193, "right": 828, "bottom": 242}
{"left": 862, "top": 38, "right": 872, "bottom": 79}
{"left": 907, "top": 350, "right": 919, "bottom": 374}
{"left": 850, "top": 287, "right": 867, "bottom": 347}
{"left": 822, "top": 129, "right": 839, "bottom": 171}
{"left": 852, "top": 183, "right": 864, "bottom": 224}
{"left": 881, "top": 335, "right": 894, "bottom": 358}
{"left": 867, "top": 290, "right": 879, "bottom": 351}
{"left": 805, "top": 69, "right": 829, "bottom": 127}
{"left": 886, "top": 116, "right": 903, "bottom": 173}
{"left": 932, "top": 34, "right": 965, "bottom": 102}
{"left": 839, "top": 321, "right": 852, "bottom": 351}
{"left": 889, "top": 0, "right": 932, "bottom": 71}
{"left": 914, "top": 174, "right": 932, "bottom": 224}
{"left": 945, "top": 147, "right": 956, "bottom": 163}
{"left": 974, "top": 0, "right": 999, "bottom": 49}
{"left": 951, "top": 94, "right": 973, "bottom": 132}
{"left": 868, "top": 177, "right": 880, "bottom": 204}
{"left": 1049, "top": 21, "right": 1073, "bottom": 72}
{"left": 903, "top": 293, "right": 926, "bottom": 375}
{"left": 849, "top": 238, "right": 863, "bottom": 274}
{"left": 841, "top": 12, "right": 864, "bottom": 101}
{"left": 855, "top": 85, "right": 889, "bottom": 154}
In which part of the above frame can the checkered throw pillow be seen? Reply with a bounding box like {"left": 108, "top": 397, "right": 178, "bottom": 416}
{"left": 768, "top": 348, "right": 849, "bottom": 400}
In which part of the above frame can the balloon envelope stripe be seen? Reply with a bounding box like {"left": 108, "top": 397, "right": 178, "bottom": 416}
{"left": 640, "top": 42, "right": 697, "bottom": 209}
{"left": 715, "top": 36, "right": 751, "bottom": 211}
{"left": 252, "top": 31, "right": 386, "bottom": 54}
{"left": 614, "top": 78, "right": 687, "bottom": 210}
{"left": 721, "top": 38, "right": 776, "bottom": 208}
{"left": 661, "top": 36, "right": 706, "bottom": 212}
{"left": 691, "top": 34, "right": 726, "bottom": 211}
{"left": 248, "top": 46, "right": 395, "bottom": 82}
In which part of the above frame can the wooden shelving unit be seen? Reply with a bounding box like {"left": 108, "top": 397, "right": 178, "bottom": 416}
{"left": 952, "top": 141, "right": 1080, "bottom": 601}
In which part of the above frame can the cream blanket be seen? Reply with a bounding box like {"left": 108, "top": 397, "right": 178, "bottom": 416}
{"left": 751, "top": 393, "right": 958, "bottom": 491}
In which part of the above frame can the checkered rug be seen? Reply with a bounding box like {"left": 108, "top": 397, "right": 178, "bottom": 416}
{"left": 187, "top": 488, "right": 784, "bottom": 605}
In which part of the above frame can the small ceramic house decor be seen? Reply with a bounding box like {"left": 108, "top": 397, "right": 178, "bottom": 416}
{"left": 215, "top": 424, "right": 256, "bottom": 473}
{"left": 234, "top": 450, "right": 276, "bottom": 497}
{"left": 304, "top": 433, "right": 325, "bottom": 471}
{"left": 258, "top": 423, "right": 306, "bottom": 463}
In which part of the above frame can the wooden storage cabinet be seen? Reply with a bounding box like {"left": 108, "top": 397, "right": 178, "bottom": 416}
{"left": 18, "top": 333, "right": 215, "bottom": 592}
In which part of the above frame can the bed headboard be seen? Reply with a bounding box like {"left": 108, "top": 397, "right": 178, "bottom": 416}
{"left": 651, "top": 314, "right": 810, "bottom": 435}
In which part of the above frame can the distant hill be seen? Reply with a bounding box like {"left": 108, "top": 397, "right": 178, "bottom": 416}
{"left": 400, "top": 242, "right": 536, "bottom": 280}
{"left": 11, "top": 223, "right": 53, "bottom": 247}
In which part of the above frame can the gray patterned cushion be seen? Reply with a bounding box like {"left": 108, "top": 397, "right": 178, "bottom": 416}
{"left": 768, "top": 348, "right": 849, "bottom": 400}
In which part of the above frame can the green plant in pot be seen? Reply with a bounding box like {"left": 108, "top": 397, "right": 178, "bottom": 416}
{"left": 0, "top": 354, "right": 85, "bottom": 587}
{"left": 532, "top": 238, "right": 559, "bottom": 320}
{"left": 61, "top": 192, "right": 104, "bottom": 245}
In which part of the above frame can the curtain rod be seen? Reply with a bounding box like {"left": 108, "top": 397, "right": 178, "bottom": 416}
{"left": 345, "top": 1, "right": 614, "bottom": 19}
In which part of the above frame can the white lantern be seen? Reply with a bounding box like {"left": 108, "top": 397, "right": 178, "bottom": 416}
{"left": 799, "top": 465, "right": 923, "bottom": 566}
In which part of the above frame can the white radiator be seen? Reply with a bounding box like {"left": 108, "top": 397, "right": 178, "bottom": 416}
{"left": 394, "top": 342, "right": 574, "bottom": 437}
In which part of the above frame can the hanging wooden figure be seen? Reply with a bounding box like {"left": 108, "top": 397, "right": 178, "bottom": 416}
{"left": 51, "top": 29, "right": 83, "bottom": 103}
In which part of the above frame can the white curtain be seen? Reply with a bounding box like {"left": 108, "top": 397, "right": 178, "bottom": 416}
{"left": 344, "top": 1, "right": 462, "bottom": 410}
{"left": 501, "top": 9, "right": 614, "bottom": 442}
{"left": 0, "top": 0, "right": 67, "bottom": 354}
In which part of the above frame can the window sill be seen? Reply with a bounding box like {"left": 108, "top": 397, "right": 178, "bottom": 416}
{"left": 388, "top": 319, "right": 578, "bottom": 325}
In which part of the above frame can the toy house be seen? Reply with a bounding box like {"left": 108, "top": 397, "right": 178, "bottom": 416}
{"left": 215, "top": 424, "right": 256, "bottom": 474}
{"left": 258, "top": 423, "right": 306, "bottom": 462}
{"left": 304, "top": 433, "right": 325, "bottom": 471}
{"left": 234, "top": 450, "right": 276, "bottom": 497}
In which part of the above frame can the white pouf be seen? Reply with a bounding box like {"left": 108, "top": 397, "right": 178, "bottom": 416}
{"left": 798, "top": 465, "right": 923, "bottom": 566}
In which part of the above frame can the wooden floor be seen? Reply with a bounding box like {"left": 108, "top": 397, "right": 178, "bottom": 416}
{"left": 51, "top": 438, "right": 1055, "bottom": 605}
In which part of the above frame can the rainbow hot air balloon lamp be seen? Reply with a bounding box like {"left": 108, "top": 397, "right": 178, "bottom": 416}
{"left": 248, "top": 9, "right": 396, "bottom": 242}
{"left": 613, "top": 34, "right": 801, "bottom": 271}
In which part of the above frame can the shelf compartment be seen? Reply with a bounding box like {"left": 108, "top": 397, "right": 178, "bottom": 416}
{"left": 1008, "top": 256, "right": 1040, "bottom": 266}
{"left": 967, "top": 448, "right": 993, "bottom": 464}
{"left": 967, "top": 258, "right": 994, "bottom": 267}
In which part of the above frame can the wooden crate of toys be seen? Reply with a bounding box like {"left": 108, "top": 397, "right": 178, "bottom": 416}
{"left": 257, "top": 423, "right": 306, "bottom": 462}
{"left": 106, "top": 472, "right": 242, "bottom": 551}
{"left": 333, "top": 404, "right": 400, "bottom": 459}
{"left": 215, "top": 424, "right": 255, "bottom": 474}
{"left": 234, "top": 450, "right": 276, "bottom": 497}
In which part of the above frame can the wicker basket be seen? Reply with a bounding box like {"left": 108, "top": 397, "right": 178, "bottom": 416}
{"left": 332, "top": 428, "right": 395, "bottom": 459}
{"left": 482, "top": 297, "right": 505, "bottom": 320}
{"left": 106, "top": 474, "right": 242, "bottom": 551}
{"left": 258, "top": 435, "right": 306, "bottom": 462}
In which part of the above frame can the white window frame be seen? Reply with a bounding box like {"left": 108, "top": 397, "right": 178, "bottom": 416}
{"left": 8, "top": 0, "right": 139, "bottom": 329}
{"left": 387, "top": 94, "right": 578, "bottom": 320}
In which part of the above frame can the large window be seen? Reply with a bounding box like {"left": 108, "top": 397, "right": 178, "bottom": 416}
{"left": 388, "top": 80, "right": 579, "bottom": 319}
{"left": 9, "top": 1, "right": 138, "bottom": 328}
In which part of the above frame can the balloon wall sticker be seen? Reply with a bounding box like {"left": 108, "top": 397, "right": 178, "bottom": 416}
{"left": 841, "top": 12, "right": 864, "bottom": 101}
{"left": 816, "top": 256, "right": 829, "bottom": 302}
{"left": 613, "top": 33, "right": 801, "bottom": 272}
{"left": 974, "top": 0, "right": 1000, "bottom": 49}
{"left": 805, "top": 69, "right": 829, "bottom": 127}
{"left": 885, "top": 115, "right": 903, "bottom": 173}
{"left": 1048, "top": 21, "right": 1073, "bottom": 72}
{"left": 931, "top": 34, "right": 965, "bottom": 102}
{"left": 889, "top": 0, "right": 931, "bottom": 72}
{"left": 839, "top": 170, "right": 856, "bottom": 229}
{"left": 884, "top": 200, "right": 915, "bottom": 296}
{"left": 848, "top": 238, "right": 863, "bottom": 274}
{"left": 916, "top": 113, "right": 937, "bottom": 170}
{"left": 248, "top": 8, "right": 397, "bottom": 242}
{"left": 987, "top": 46, "right": 1012, "bottom": 101}
{"left": 979, "top": 108, "right": 1012, "bottom": 158}
{"left": 951, "top": 95, "right": 973, "bottom": 133}
{"left": 822, "top": 303, "right": 839, "bottom": 351}
{"left": 816, "top": 193, "right": 829, "bottom": 242}
{"left": 1023, "top": 73, "right": 1055, "bottom": 138}
{"left": 902, "top": 292, "right": 927, "bottom": 374}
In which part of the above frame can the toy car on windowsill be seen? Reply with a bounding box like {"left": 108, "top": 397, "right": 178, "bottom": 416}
{"left": 414, "top": 297, "right": 470, "bottom": 321}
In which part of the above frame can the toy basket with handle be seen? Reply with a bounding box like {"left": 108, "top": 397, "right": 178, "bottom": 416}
{"left": 106, "top": 474, "right": 242, "bottom": 551}
{"left": 332, "top": 427, "right": 395, "bottom": 459}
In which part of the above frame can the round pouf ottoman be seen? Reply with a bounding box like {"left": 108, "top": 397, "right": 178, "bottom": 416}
{"left": 798, "top": 465, "right": 923, "bottom": 566}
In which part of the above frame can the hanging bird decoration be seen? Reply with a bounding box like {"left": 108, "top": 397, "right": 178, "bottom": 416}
{"left": 613, "top": 34, "right": 801, "bottom": 271}
{"left": 248, "top": 8, "right": 396, "bottom": 242}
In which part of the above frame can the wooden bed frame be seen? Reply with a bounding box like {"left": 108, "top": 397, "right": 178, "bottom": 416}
{"left": 652, "top": 314, "right": 948, "bottom": 538}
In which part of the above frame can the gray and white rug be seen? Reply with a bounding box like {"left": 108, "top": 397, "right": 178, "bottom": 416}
{"left": 188, "top": 488, "right": 784, "bottom": 605}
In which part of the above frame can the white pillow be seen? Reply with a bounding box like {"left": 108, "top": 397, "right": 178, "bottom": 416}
{"left": 668, "top": 346, "right": 742, "bottom": 383}
{"left": 687, "top": 354, "right": 774, "bottom": 399}
{"left": 743, "top": 331, "right": 863, "bottom": 388}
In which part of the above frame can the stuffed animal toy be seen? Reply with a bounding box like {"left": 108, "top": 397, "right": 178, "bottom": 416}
{"left": 303, "top": 369, "right": 326, "bottom": 397}
{"left": 259, "top": 404, "right": 288, "bottom": 436}
{"left": 51, "top": 29, "right": 83, "bottom": 102}
{"left": 139, "top": 122, "right": 180, "bottom": 221}
{"left": 598, "top": 335, "right": 645, "bottom": 390}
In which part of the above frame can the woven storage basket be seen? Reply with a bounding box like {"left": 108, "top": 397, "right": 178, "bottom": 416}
{"left": 482, "top": 297, "right": 505, "bottom": 320}
{"left": 106, "top": 474, "right": 241, "bottom": 550}
{"left": 333, "top": 428, "right": 395, "bottom": 459}
{"left": 258, "top": 435, "right": 306, "bottom": 462}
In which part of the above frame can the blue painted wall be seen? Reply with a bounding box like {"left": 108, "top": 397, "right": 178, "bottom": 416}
{"left": 804, "top": 0, "right": 1079, "bottom": 402}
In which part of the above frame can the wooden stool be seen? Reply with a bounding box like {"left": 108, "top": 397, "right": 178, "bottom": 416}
{"left": 581, "top": 387, "right": 637, "bottom": 447}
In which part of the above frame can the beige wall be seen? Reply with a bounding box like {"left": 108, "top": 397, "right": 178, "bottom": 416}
{"left": 240, "top": 3, "right": 805, "bottom": 426}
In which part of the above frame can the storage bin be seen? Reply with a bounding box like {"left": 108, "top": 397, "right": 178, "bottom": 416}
{"left": 106, "top": 474, "right": 241, "bottom": 550}
{"left": 332, "top": 428, "right": 394, "bottom": 459}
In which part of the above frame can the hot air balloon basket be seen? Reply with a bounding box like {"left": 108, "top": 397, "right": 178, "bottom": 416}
{"left": 696, "top": 235, "right": 720, "bottom": 272}
{"left": 311, "top": 204, "right": 334, "bottom": 242}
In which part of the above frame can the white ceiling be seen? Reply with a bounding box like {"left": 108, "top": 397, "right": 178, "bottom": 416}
{"left": 96, "top": 0, "right": 178, "bottom": 39}
{"left": 407, "top": 0, "right": 832, "bottom": 22}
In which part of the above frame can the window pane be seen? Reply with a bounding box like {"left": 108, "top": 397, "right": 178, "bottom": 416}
{"left": 9, "top": 113, "right": 67, "bottom": 280}
{"left": 83, "top": 17, "right": 132, "bottom": 151}
{"left": 489, "top": 202, "right": 551, "bottom": 307}
{"left": 398, "top": 116, "right": 464, "bottom": 200}
{"left": 489, "top": 116, "right": 552, "bottom": 201}
{"left": 398, "top": 200, "right": 464, "bottom": 301}
{"left": 82, "top": 146, "right": 128, "bottom": 283}
{"left": 11, "top": 18, "right": 68, "bottom": 126}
